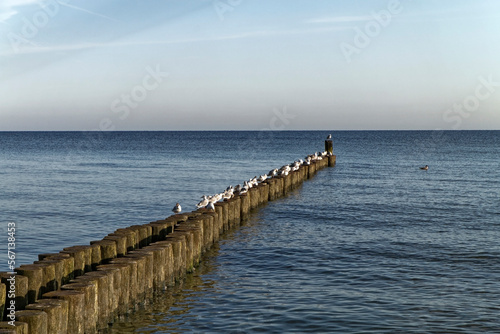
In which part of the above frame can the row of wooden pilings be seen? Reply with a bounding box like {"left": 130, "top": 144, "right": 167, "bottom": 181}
{"left": 0, "top": 154, "right": 336, "bottom": 334}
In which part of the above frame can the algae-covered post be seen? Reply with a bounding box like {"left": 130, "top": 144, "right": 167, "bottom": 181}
{"left": 325, "top": 139, "right": 333, "bottom": 154}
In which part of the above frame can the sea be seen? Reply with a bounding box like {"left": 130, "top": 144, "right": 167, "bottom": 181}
{"left": 1, "top": 130, "right": 499, "bottom": 333}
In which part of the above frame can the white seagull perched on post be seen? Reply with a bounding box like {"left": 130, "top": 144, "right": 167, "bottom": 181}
{"left": 206, "top": 202, "right": 215, "bottom": 211}
{"left": 172, "top": 203, "right": 182, "bottom": 214}
{"left": 269, "top": 168, "right": 278, "bottom": 177}
{"left": 196, "top": 195, "right": 209, "bottom": 209}
{"left": 326, "top": 134, "right": 331, "bottom": 140}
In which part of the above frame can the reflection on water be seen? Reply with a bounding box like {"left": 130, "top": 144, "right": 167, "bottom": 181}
{"left": 107, "top": 216, "right": 264, "bottom": 334}
{"left": 106, "top": 248, "right": 220, "bottom": 333}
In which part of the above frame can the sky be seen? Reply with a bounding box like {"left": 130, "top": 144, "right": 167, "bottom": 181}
{"left": 1, "top": 0, "right": 499, "bottom": 130}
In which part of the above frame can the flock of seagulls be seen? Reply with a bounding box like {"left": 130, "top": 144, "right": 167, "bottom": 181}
{"left": 172, "top": 148, "right": 333, "bottom": 214}
{"left": 169, "top": 133, "right": 429, "bottom": 215}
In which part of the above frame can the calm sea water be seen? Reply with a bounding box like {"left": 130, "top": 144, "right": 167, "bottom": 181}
{"left": 1, "top": 131, "right": 499, "bottom": 333}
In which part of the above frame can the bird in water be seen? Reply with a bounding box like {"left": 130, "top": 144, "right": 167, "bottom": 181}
{"left": 420, "top": 165, "right": 429, "bottom": 171}
{"left": 172, "top": 203, "right": 182, "bottom": 213}
{"left": 326, "top": 134, "right": 331, "bottom": 140}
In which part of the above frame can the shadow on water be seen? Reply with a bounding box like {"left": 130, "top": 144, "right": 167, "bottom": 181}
{"left": 104, "top": 244, "right": 223, "bottom": 333}
{"left": 103, "top": 203, "right": 279, "bottom": 334}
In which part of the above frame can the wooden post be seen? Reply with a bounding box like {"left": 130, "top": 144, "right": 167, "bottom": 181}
{"left": 43, "top": 290, "right": 86, "bottom": 334}
{"left": 164, "top": 235, "right": 187, "bottom": 281}
{"left": 43, "top": 255, "right": 74, "bottom": 285}
{"left": 239, "top": 193, "right": 250, "bottom": 221}
{"left": 15, "top": 310, "right": 47, "bottom": 334}
{"left": 114, "top": 229, "right": 137, "bottom": 252}
{"left": 170, "top": 231, "right": 194, "bottom": 273}
{"left": 61, "top": 282, "right": 98, "bottom": 333}
{"left": 34, "top": 259, "right": 64, "bottom": 291}
{"left": 109, "top": 258, "right": 138, "bottom": 308}
{"left": 103, "top": 235, "right": 127, "bottom": 257}
{"left": 0, "top": 283, "right": 4, "bottom": 322}
{"left": 325, "top": 139, "right": 333, "bottom": 154}
{"left": 97, "top": 264, "right": 129, "bottom": 315}
{"left": 0, "top": 321, "right": 29, "bottom": 333}
{"left": 0, "top": 273, "right": 28, "bottom": 321}
{"left": 95, "top": 265, "right": 122, "bottom": 318}
{"left": 78, "top": 271, "right": 111, "bottom": 329}
{"left": 15, "top": 265, "right": 43, "bottom": 304}
{"left": 150, "top": 241, "right": 175, "bottom": 287}
{"left": 249, "top": 187, "right": 260, "bottom": 210}
{"left": 127, "top": 250, "right": 154, "bottom": 298}
{"left": 28, "top": 299, "right": 69, "bottom": 334}
{"left": 328, "top": 155, "right": 336, "bottom": 167}
{"left": 60, "top": 245, "right": 92, "bottom": 277}
{"left": 89, "top": 240, "right": 117, "bottom": 264}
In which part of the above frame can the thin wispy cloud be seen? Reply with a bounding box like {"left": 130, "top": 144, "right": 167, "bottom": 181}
{"left": 58, "top": 2, "right": 120, "bottom": 22}
{"left": 399, "top": 12, "right": 500, "bottom": 23}
{"left": 1, "top": 25, "right": 349, "bottom": 56}
{"left": 0, "top": 0, "right": 119, "bottom": 23}
{"left": 305, "top": 8, "right": 500, "bottom": 25}
{"left": 0, "top": 0, "right": 40, "bottom": 22}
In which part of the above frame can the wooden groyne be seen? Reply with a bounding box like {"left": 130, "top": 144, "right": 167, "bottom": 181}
{"left": 1, "top": 151, "right": 336, "bottom": 334}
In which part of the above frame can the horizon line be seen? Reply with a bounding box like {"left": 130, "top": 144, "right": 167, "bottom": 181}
{"left": 0, "top": 129, "right": 498, "bottom": 132}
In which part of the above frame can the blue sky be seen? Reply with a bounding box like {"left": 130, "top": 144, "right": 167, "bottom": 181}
{"left": 1, "top": 0, "right": 499, "bottom": 130}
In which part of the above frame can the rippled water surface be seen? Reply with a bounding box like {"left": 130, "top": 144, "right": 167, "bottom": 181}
{"left": 1, "top": 131, "right": 499, "bottom": 333}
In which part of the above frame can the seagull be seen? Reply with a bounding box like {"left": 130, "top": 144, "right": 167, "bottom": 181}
{"left": 278, "top": 169, "right": 288, "bottom": 176}
{"left": 258, "top": 174, "right": 267, "bottom": 182}
{"left": 223, "top": 189, "right": 233, "bottom": 200}
{"left": 250, "top": 177, "right": 258, "bottom": 187}
{"left": 326, "top": 134, "right": 331, "bottom": 140}
{"left": 239, "top": 183, "right": 249, "bottom": 195}
{"left": 210, "top": 193, "right": 223, "bottom": 203}
{"left": 206, "top": 202, "right": 215, "bottom": 211}
{"left": 420, "top": 165, "right": 429, "bottom": 171}
{"left": 172, "top": 203, "right": 181, "bottom": 214}
{"left": 196, "top": 196, "right": 209, "bottom": 208}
